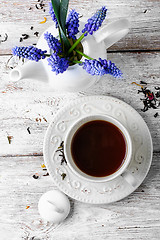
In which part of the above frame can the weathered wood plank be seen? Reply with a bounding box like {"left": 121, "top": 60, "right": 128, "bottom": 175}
{"left": 0, "top": 152, "right": 160, "bottom": 239}
{"left": 0, "top": 52, "right": 160, "bottom": 156}
{"left": 0, "top": 0, "right": 160, "bottom": 54}
{"left": 0, "top": 1, "right": 160, "bottom": 239}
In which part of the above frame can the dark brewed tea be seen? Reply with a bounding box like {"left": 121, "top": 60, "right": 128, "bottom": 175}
{"left": 71, "top": 120, "right": 127, "bottom": 177}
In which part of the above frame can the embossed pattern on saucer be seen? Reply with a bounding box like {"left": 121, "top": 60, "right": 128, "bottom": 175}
{"left": 43, "top": 96, "right": 153, "bottom": 204}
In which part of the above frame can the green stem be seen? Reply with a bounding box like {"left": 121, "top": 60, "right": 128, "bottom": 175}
{"left": 75, "top": 49, "right": 94, "bottom": 60}
{"left": 45, "top": 54, "right": 51, "bottom": 57}
{"left": 58, "top": 27, "right": 62, "bottom": 44}
{"left": 68, "top": 31, "right": 87, "bottom": 55}
{"left": 72, "top": 60, "right": 83, "bottom": 64}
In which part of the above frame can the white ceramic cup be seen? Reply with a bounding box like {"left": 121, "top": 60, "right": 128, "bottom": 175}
{"left": 64, "top": 115, "right": 133, "bottom": 183}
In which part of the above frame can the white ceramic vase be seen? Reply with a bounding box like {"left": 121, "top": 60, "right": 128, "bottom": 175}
{"left": 10, "top": 19, "right": 130, "bottom": 92}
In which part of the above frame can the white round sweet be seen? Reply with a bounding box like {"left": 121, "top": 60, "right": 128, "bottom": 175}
{"left": 38, "top": 190, "right": 70, "bottom": 223}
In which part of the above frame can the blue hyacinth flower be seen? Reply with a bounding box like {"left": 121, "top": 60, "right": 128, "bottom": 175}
{"left": 99, "top": 58, "right": 122, "bottom": 78}
{"left": 82, "top": 59, "right": 105, "bottom": 76}
{"left": 82, "top": 58, "right": 122, "bottom": 78}
{"left": 12, "top": 46, "right": 47, "bottom": 62}
{"left": 82, "top": 6, "right": 107, "bottom": 36}
{"left": 66, "top": 9, "right": 79, "bottom": 39}
{"left": 47, "top": 53, "right": 69, "bottom": 74}
{"left": 44, "top": 32, "right": 62, "bottom": 53}
{"left": 49, "top": 2, "right": 58, "bottom": 28}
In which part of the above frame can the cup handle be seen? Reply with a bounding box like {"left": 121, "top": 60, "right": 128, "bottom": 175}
{"left": 93, "top": 18, "right": 130, "bottom": 49}
{"left": 121, "top": 169, "right": 138, "bottom": 188}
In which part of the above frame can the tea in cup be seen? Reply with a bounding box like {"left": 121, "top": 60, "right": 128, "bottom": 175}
{"left": 64, "top": 115, "right": 133, "bottom": 182}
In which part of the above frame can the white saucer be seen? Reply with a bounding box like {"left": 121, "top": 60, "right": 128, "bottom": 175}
{"left": 43, "top": 96, "right": 153, "bottom": 204}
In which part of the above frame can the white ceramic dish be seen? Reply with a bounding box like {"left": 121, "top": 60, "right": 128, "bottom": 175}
{"left": 43, "top": 96, "right": 153, "bottom": 204}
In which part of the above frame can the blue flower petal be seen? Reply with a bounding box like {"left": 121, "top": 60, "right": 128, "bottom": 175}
{"left": 66, "top": 9, "right": 79, "bottom": 39}
{"left": 82, "top": 58, "right": 122, "bottom": 78}
{"left": 82, "top": 6, "right": 107, "bottom": 35}
{"left": 47, "top": 53, "right": 69, "bottom": 74}
{"left": 12, "top": 46, "right": 47, "bottom": 61}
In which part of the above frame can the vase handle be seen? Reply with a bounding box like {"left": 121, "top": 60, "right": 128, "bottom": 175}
{"left": 93, "top": 18, "right": 130, "bottom": 49}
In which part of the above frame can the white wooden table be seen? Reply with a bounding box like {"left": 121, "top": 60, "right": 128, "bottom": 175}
{"left": 0, "top": 0, "right": 160, "bottom": 239}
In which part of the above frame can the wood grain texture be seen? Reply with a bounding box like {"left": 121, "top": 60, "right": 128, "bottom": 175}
{"left": 0, "top": 52, "right": 160, "bottom": 156}
{"left": 0, "top": 0, "right": 160, "bottom": 239}
{"left": 0, "top": 0, "right": 160, "bottom": 54}
{"left": 0, "top": 153, "right": 160, "bottom": 240}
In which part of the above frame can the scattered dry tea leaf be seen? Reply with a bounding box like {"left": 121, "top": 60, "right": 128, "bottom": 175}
{"left": 56, "top": 141, "right": 67, "bottom": 165}
{"left": 43, "top": 117, "right": 47, "bottom": 122}
{"left": 140, "top": 80, "right": 147, "bottom": 85}
{"left": 22, "top": 34, "right": 29, "bottom": 39}
{"left": 40, "top": 17, "right": 47, "bottom": 24}
{"left": 43, "top": 172, "right": 49, "bottom": 176}
{"left": 131, "top": 82, "right": 144, "bottom": 88}
{"left": 132, "top": 81, "right": 160, "bottom": 114}
{"left": 7, "top": 136, "right": 13, "bottom": 144}
{"left": 154, "top": 112, "right": 159, "bottom": 118}
{"left": 35, "top": 0, "right": 45, "bottom": 11}
{"left": 0, "top": 33, "right": 8, "bottom": 43}
{"left": 41, "top": 164, "right": 46, "bottom": 168}
{"left": 32, "top": 173, "right": 39, "bottom": 179}
{"left": 27, "top": 127, "right": 31, "bottom": 134}
{"left": 35, "top": 117, "right": 41, "bottom": 122}
{"left": 34, "top": 31, "right": 39, "bottom": 37}
{"left": 61, "top": 173, "right": 66, "bottom": 180}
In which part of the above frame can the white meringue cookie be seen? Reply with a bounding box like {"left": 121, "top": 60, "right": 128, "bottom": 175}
{"left": 38, "top": 190, "right": 70, "bottom": 223}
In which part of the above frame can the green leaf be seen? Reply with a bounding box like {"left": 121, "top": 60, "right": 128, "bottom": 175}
{"left": 59, "top": 26, "right": 71, "bottom": 51}
{"left": 60, "top": 0, "right": 69, "bottom": 34}
{"left": 51, "top": 0, "right": 71, "bottom": 52}
{"left": 51, "top": 0, "right": 60, "bottom": 23}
